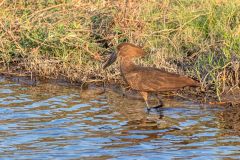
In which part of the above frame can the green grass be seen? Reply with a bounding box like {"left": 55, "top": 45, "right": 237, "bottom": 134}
{"left": 0, "top": 0, "right": 239, "bottom": 99}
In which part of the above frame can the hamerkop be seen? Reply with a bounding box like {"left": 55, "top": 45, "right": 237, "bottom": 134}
{"left": 104, "top": 43, "right": 200, "bottom": 110}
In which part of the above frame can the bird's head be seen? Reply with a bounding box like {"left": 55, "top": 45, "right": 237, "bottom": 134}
{"left": 103, "top": 42, "right": 145, "bottom": 69}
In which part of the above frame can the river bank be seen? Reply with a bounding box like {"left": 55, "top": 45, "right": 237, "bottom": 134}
{"left": 0, "top": 0, "right": 239, "bottom": 101}
{"left": 1, "top": 69, "right": 239, "bottom": 106}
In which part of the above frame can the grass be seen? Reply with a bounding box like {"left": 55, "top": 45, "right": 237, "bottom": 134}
{"left": 0, "top": 0, "right": 239, "bottom": 99}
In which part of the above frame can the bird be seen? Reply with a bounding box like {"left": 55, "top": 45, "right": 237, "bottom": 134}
{"left": 103, "top": 42, "right": 200, "bottom": 110}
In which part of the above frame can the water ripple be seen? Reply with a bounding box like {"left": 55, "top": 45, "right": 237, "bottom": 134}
{"left": 0, "top": 76, "right": 239, "bottom": 159}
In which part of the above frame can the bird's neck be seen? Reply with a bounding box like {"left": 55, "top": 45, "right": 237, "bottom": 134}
{"left": 120, "top": 57, "right": 137, "bottom": 74}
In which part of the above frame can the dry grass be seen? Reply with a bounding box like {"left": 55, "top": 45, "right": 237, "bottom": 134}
{"left": 0, "top": 0, "right": 239, "bottom": 99}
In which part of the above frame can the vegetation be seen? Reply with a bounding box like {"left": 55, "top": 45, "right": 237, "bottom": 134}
{"left": 0, "top": 0, "right": 239, "bottom": 99}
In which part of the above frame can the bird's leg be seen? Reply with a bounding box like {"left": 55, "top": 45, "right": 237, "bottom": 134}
{"left": 154, "top": 94, "right": 164, "bottom": 108}
{"left": 145, "top": 100, "right": 150, "bottom": 112}
{"left": 139, "top": 91, "right": 150, "bottom": 112}
{"left": 154, "top": 94, "right": 164, "bottom": 118}
{"left": 121, "top": 86, "right": 131, "bottom": 97}
{"left": 120, "top": 86, "right": 126, "bottom": 97}
{"left": 158, "top": 109, "right": 164, "bottom": 119}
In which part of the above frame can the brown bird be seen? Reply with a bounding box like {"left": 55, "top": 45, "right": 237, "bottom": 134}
{"left": 104, "top": 43, "right": 200, "bottom": 110}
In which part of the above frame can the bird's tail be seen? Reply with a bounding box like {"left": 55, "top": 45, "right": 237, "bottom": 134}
{"left": 188, "top": 78, "right": 201, "bottom": 87}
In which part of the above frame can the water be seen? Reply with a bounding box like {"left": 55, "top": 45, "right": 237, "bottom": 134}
{"left": 0, "top": 76, "right": 239, "bottom": 159}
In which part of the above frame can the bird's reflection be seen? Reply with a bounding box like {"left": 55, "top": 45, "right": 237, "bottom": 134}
{"left": 104, "top": 89, "right": 183, "bottom": 130}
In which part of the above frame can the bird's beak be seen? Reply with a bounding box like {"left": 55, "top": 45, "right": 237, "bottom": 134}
{"left": 103, "top": 52, "right": 117, "bottom": 69}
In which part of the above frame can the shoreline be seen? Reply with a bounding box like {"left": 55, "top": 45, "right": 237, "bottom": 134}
{"left": 1, "top": 67, "right": 239, "bottom": 106}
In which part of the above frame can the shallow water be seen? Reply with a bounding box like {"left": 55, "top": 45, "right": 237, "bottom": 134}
{"left": 0, "top": 76, "right": 239, "bottom": 159}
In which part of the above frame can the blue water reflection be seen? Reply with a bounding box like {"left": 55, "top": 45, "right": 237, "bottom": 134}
{"left": 0, "top": 76, "right": 239, "bottom": 159}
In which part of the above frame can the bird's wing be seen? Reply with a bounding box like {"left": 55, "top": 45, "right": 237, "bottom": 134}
{"left": 125, "top": 67, "right": 195, "bottom": 92}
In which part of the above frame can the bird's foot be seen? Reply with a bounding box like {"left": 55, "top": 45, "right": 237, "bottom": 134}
{"left": 146, "top": 105, "right": 163, "bottom": 113}
{"left": 146, "top": 107, "right": 164, "bottom": 119}
{"left": 153, "top": 104, "right": 163, "bottom": 109}
{"left": 146, "top": 107, "right": 151, "bottom": 114}
{"left": 151, "top": 103, "right": 163, "bottom": 112}
{"left": 145, "top": 99, "right": 164, "bottom": 114}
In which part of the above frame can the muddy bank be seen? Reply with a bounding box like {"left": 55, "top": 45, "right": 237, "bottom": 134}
{"left": 1, "top": 69, "right": 239, "bottom": 106}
